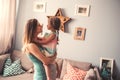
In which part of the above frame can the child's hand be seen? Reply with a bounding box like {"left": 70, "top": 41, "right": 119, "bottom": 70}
{"left": 37, "top": 37, "right": 42, "bottom": 40}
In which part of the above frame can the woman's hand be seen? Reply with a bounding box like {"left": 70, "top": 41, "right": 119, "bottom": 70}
{"left": 27, "top": 43, "right": 57, "bottom": 65}
{"left": 43, "top": 52, "right": 57, "bottom": 65}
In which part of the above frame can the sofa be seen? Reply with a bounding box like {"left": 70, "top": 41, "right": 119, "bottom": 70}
{"left": 0, "top": 50, "right": 101, "bottom": 80}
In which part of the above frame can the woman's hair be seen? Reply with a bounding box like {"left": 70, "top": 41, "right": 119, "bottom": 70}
{"left": 22, "top": 19, "right": 38, "bottom": 51}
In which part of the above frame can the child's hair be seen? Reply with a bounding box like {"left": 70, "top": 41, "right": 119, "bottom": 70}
{"left": 49, "top": 17, "right": 61, "bottom": 43}
{"left": 49, "top": 17, "right": 61, "bottom": 31}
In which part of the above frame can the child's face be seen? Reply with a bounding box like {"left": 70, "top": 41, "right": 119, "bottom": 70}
{"left": 47, "top": 19, "right": 53, "bottom": 30}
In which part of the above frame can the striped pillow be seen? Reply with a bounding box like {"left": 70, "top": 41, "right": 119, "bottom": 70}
{"left": 63, "top": 62, "right": 87, "bottom": 80}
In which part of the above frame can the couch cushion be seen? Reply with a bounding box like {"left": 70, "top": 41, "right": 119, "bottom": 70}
{"left": 11, "top": 50, "right": 22, "bottom": 61}
{"left": 0, "top": 72, "right": 33, "bottom": 80}
{"left": 3, "top": 56, "right": 25, "bottom": 76}
{"left": 60, "top": 59, "right": 92, "bottom": 78}
{"left": 12, "top": 50, "right": 33, "bottom": 71}
{"left": 84, "top": 68, "right": 96, "bottom": 80}
{"left": 20, "top": 52, "right": 33, "bottom": 71}
{"left": 0, "top": 54, "right": 10, "bottom": 74}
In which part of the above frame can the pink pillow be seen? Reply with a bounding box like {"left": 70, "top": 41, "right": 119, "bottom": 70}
{"left": 63, "top": 63, "right": 87, "bottom": 80}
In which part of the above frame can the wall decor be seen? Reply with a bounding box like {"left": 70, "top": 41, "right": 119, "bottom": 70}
{"left": 75, "top": 4, "right": 90, "bottom": 16}
{"left": 33, "top": 1, "right": 46, "bottom": 12}
{"left": 74, "top": 27, "right": 86, "bottom": 40}
{"left": 47, "top": 8, "right": 71, "bottom": 32}
{"left": 100, "top": 57, "right": 114, "bottom": 80}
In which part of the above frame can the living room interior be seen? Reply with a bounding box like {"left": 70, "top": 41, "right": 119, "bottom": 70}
{"left": 0, "top": 0, "right": 120, "bottom": 80}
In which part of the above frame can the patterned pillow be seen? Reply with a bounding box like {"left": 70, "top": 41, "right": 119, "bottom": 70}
{"left": 63, "top": 62, "right": 87, "bottom": 80}
{"left": 3, "top": 56, "right": 25, "bottom": 76}
{"left": 4, "top": 56, "right": 12, "bottom": 68}
{"left": 0, "top": 54, "right": 10, "bottom": 74}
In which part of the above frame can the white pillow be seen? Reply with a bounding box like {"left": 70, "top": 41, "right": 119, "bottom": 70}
{"left": 84, "top": 69, "right": 96, "bottom": 80}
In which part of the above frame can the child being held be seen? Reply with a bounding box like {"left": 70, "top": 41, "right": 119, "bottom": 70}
{"left": 37, "top": 17, "right": 61, "bottom": 80}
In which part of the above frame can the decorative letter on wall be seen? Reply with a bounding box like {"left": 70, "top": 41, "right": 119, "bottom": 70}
{"left": 47, "top": 8, "right": 71, "bottom": 32}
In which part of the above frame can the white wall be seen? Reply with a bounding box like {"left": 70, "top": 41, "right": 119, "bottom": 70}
{"left": 15, "top": 0, "right": 120, "bottom": 79}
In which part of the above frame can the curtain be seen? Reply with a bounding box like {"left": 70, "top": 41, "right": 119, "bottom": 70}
{"left": 0, "top": 0, "right": 16, "bottom": 54}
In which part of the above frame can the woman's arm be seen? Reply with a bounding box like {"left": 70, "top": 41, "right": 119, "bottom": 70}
{"left": 26, "top": 43, "right": 56, "bottom": 65}
{"left": 38, "top": 33, "right": 55, "bottom": 44}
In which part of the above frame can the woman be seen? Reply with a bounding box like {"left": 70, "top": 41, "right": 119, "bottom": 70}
{"left": 22, "top": 18, "right": 56, "bottom": 80}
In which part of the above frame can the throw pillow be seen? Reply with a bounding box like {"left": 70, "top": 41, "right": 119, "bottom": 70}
{"left": 3, "top": 56, "right": 25, "bottom": 76}
{"left": 84, "top": 69, "right": 96, "bottom": 80}
{"left": 63, "top": 62, "right": 87, "bottom": 80}
{"left": 0, "top": 54, "right": 10, "bottom": 74}
{"left": 4, "top": 56, "right": 12, "bottom": 68}
{"left": 20, "top": 54, "right": 33, "bottom": 71}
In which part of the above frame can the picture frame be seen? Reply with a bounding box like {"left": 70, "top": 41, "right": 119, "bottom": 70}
{"left": 75, "top": 4, "right": 90, "bottom": 16}
{"left": 100, "top": 57, "right": 114, "bottom": 79}
{"left": 74, "top": 27, "right": 86, "bottom": 40}
{"left": 33, "top": 1, "right": 46, "bottom": 12}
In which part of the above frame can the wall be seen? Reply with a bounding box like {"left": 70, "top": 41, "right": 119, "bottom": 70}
{"left": 15, "top": 0, "right": 120, "bottom": 79}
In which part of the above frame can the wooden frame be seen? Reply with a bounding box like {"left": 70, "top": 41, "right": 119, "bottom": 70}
{"left": 33, "top": 1, "right": 46, "bottom": 12}
{"left": 75, "top": 4, "right": 90, "bottom": 16}
{"left": 74, "top": 27, "right": 86, "bottom": 40}
{"left": 100, "top": 57, "right": 114, "bottom": 79}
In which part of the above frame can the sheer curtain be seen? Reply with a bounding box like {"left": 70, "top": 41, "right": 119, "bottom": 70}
{"left": 0, "top": 0, "right": 16, "bottom": 54}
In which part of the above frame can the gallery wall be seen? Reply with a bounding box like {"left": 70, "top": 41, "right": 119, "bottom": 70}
{"left": 15, "top": 0, "right": 120, "bottom": 79}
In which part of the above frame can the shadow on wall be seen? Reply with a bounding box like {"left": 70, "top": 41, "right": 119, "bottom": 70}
{"left": 113, "top": 61, "right": 120, "bottom": 80}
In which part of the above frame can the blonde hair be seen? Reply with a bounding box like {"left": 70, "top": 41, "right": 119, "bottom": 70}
{"left": 22, "top": 19, "right": 38, "bottom": 52}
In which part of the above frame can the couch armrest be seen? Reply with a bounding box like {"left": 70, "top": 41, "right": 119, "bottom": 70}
{"left": 94, "top": 67, "right": 102, "bottom": 80}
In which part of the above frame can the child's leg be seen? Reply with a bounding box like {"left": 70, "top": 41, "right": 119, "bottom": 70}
{"left": 44, "top": 64, "right": 51, "bottom": 80}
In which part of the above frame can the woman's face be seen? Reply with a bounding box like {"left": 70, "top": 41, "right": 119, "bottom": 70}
{"left": 36, "top": 22, "right": 43, "bottom": 33}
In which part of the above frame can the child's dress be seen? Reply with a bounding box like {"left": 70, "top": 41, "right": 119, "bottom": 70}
{"left": 41, "top": 31, "right": 58, "bottom": 57}
{"left": 40, "top": 31, "right": 58, "bottom": 80}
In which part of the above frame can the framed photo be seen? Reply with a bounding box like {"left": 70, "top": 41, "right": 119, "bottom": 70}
{"left": 100, "top": 57, "right": 114, "bottom": 79}
{"left": 74, "top": 27, "right": 86, "bottom": 40}
{"left": 33, "top": 1, "right": 46, "bottom": 12}
{"left": 75, "top": 4, "right": 90, "bottom": 16}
